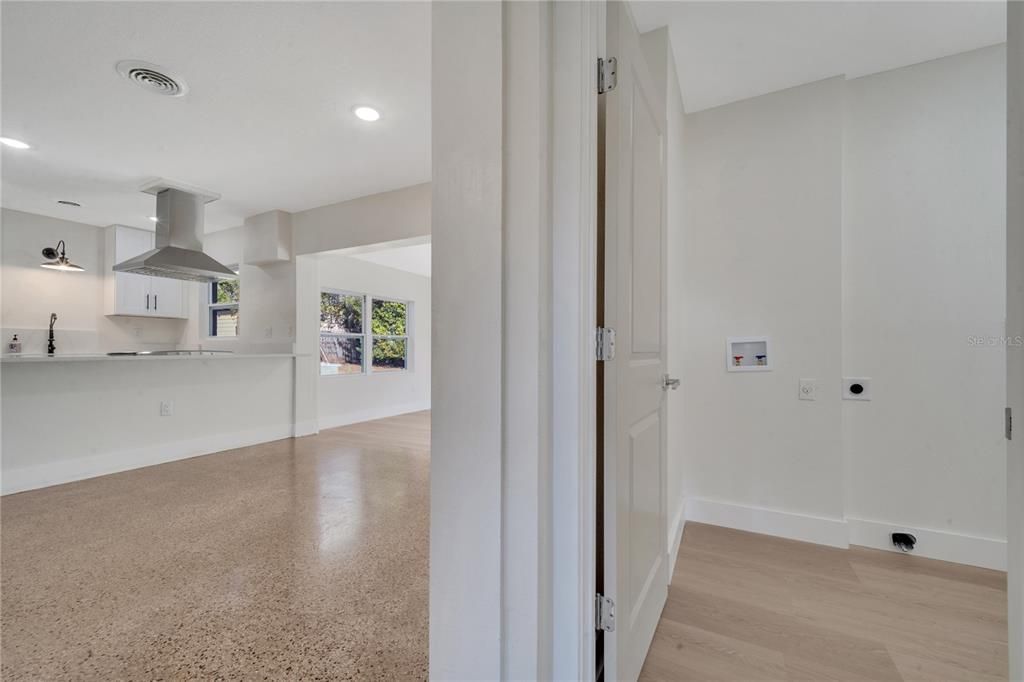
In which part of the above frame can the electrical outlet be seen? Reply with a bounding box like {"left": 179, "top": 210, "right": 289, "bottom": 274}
{"left": 798, "top": 379, "right": 817, "bottom": 401}
{"left": 264, "top": 326, "right": 273, "bottom": 339}
{"left": 843, "top": 377, "right": 872, "bottom": 401}
{"left": 160, "top": 400, "right": 174, "bottom": 417}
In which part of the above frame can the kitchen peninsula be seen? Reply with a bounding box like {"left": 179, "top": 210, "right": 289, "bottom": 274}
{"left": 1, "top": 181, "right": 428, "bottom": 498}
{"left": 1, "top": 201, "right": 316, "bottom": 496}
{"left": 1, "top": 351, "right": 314, "bottom": 494}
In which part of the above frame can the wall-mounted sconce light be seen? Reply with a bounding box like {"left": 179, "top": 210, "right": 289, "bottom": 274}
{"left": 40, "top": 240, "right": 84, "bottom": 272}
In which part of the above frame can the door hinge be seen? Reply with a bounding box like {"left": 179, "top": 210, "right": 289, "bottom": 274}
{"left": 598, "top": 57, "right": 617, "bottom": 94}
{"left": 595, "top": 594, "right": 616, "bottom": 632}
{"left": 596, "top": 326, "right": 616, "bottom": 361}
{"left": 1007, "top": 407, "right": 1013, "bottom": 440}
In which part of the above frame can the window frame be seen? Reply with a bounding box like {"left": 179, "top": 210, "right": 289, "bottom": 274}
{"left": 205, "top": 271, "right": 240, "bottom": 339}
{"left": 369, "top": 296, "right": 412, "bottom": 374}
{"left": 319, "top": 288, "right": 413, "bottom": 377}
{"left": 319, "top": 289, "right": 368, "bottom": 376}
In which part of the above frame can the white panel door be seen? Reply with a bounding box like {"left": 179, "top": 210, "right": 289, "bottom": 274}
{"left": 602, "top": 2, "right": 668, "bottom": 680}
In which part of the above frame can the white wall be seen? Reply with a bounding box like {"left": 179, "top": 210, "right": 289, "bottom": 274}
{"left": 642, "top": 27, "right": 689, "bottom": 568}
{"left": 677, "top": 48, "right": 1008, "bottom": 567}
{"left": 186, "top": 183, "right": 430, "bottom": 355}
{"left": 292, "top": 183, "right": 430, "bottom": 256}
{"left": 430, "top": 2, "right": 503, "bottom": 678}
{"left": 181, "top": 223, "right": 297, "bottom": 355}
{"left": 1, "top": 356, "right": 295, "bottom": 494}
{"left": 681, "top": 77, "right": 846, "bottom": 529}
{"left": 1, "top": 208, "right": 187, "bottom": 354}
{"left": 316, "top": 253, "right": 430, "bottom": 428}
{"left": 843, "top": 46, "right": 1007, "bottom": 546}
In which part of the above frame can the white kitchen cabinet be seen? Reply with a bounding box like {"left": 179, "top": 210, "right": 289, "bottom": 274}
{"left": 148, "top": 271, "right": 185, "bottom": 318}
{"left": 104, "top": 226, "right": 188, "bottom": 319}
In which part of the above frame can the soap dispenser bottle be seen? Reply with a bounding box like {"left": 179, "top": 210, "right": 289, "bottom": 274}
{"left": 7, "top": 334, "right": 21, "bottom": 354}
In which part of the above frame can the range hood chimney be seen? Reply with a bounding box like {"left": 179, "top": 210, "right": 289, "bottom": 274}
{"left": 113, "top": 181, "right": 236, "bottom": 282}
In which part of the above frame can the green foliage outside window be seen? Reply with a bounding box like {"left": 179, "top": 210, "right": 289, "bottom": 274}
{"left": 320, "top": 292, "right": 362, "bottom": 333}
{"left": 319, "top": 292, "right": 409, "bottom": 372}
{"left": 372, "top": 300, "right": 408, "bottom": 369}
{"left": 213, "top": 279, "right": 240, "bottom": 304}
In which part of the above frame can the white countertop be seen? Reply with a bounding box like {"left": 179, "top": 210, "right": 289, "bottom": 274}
{"left": 1, "top": 353, "right": 300, "bottom": 363}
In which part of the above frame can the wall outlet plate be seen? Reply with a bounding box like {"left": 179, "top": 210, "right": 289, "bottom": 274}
{"left": 798, "top": 378, "right": 817, "bottom": 401}
{"left": 160, "top": 400, "right": 174, "bottom": 416}
{"left": 843, "top": 377, "right": 872, "bottom": 401}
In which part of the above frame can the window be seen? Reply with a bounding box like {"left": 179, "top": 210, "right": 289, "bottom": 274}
{"left": 207, "top": 276, "right": 239, "bottom": 337}
{"left": 320, "top": 291, "right": 365, "bottom": 375}
{"left": 320, "top": 290, "right": 410, "bottom": 376}
{"left": 371, "top": 298, "right": 409, "bottom": 372}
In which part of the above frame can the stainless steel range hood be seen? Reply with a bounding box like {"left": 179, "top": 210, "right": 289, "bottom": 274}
{"left": 113, "top": 181, "right": 236, "bottom": 282}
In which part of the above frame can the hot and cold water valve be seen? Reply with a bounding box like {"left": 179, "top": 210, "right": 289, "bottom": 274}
{"left": 726, "top": 336, "right": 771, "bottom": 372}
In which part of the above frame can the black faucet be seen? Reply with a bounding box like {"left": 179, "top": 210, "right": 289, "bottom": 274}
{"left": 47, "top": 313, "right": 56, "bottom": 355}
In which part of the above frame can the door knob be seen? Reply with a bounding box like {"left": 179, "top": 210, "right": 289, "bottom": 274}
{"left": 662, "top": 374, "right": 680, "bottom": 391}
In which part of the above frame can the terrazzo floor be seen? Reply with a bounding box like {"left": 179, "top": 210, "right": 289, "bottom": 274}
{"left": 1, "top": 411, "right": 431, "bottom": 680}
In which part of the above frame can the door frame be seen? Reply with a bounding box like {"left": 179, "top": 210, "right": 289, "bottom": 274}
{"left": 550, "top": 1, "right": 604, "bottom": 679}
{"left": 429, "top": 1, "right": 605, "bottom": 677}
{"left": 1007, "top": 2, "right": 1023, "bottom": 678}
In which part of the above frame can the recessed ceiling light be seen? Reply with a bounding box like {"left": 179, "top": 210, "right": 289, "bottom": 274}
{"left": 353, "top": 106, "right": 381, "bottom": 122}
{"left": 0, "top": 137, "right": 30, "bottom": 150}
{"left": 57, "top": 200, "right": 81, "bottom": 207}
{"left": 148, "top": 216, "right": 159, "bottom": 222}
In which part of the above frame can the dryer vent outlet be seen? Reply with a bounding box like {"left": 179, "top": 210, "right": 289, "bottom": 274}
{"left": 891, "top": 532, "right": 917, "bottom": 552}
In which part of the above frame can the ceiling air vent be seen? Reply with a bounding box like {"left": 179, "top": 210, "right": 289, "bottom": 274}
{"left": 115, "top": 60, "right": 188, "bottom": 97}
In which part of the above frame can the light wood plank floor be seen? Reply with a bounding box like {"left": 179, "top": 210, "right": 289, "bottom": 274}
{"left": 640, "top": 522, "right": 1008, "bottom": 682}
{"left": 1, "top": 412, "right": 431, "bottom": 680}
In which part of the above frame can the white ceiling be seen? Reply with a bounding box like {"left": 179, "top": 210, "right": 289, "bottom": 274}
{"left": 0, "top": 1, "right": 430, "bottom": 232}
{"left": 347, "top": 242, "right": 431, "bottom": 278}
{"left": 631, "top": 1, "right": 1006, "bottom": 113}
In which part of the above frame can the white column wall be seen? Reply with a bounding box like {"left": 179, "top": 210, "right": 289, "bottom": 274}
{"left": 429, "top": 2, "right": 504, "bottom": 679}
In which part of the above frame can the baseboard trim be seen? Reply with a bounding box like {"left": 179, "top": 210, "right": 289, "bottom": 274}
{"left": 293, "top": 420, "right": 320, "bottom": 438}
{"left": 847, "top": 517, "right": 1006, "bottom": 571}
{"left": 668, "top": 500, "right": 687, "bottom": 576}
{"left": 683, "top": 498, "right": 1006, "bottom": 570}
{"left": 2, "top": 424, "right": 295, "bottom": 496}
{"left": 686, "top": 497, "right": 850, "bottom": 549}
{"left": 318, "top": 401, "right": 431, "bottom": 431}
{"left": 3, "top": 404, "right": 432, "bottom": 496}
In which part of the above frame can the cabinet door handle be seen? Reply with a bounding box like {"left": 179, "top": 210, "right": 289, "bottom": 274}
{"left": 154, "top": 294, "right": 158, "bottom": 310}
{"left": 146, "top": 294, "right": 150, "bottom": 310}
